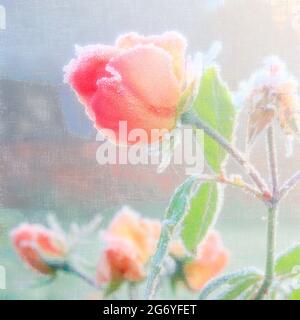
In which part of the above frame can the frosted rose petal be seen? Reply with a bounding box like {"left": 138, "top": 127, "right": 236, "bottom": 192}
{"left": 116, "top": 31, "right": 187, "bottom": 82}
{"left": 108, "top": 45, "right": 181, "bottom": 111}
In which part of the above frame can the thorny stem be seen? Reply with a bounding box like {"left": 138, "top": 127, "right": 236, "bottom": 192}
{"left": 255, "top": 125, "right": 279, "bottom": 300}
{"left": 181, "top": 112, "right": 269, "bottom": 196}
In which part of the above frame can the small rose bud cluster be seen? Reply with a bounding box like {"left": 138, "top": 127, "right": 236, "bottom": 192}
{"left": 95, "top": 208, "right": 228, "bottom": 293}
{"left": 10, "top": 208, "right": 228, "bottom": 296}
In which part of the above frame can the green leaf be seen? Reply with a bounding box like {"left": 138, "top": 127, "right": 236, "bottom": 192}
{"left": 146, "top": 177, "right": 198, "bottom": 298}
{"left": 218, "top": 275, "right": 262, "bottom": 300}
{"left": 181, "top": 181, "right": 220, "bottom": 253}
{"left": 275, "top": 245, "right": 300, "bottom": 275}
{"left": 192, "top": 67, "right": 236, "bottom": 173}
{"left": 165, "top": 176, "right": 198, "bottom": 221}
{"left": 199, "top": 268, "right": 262, "bottom": 300}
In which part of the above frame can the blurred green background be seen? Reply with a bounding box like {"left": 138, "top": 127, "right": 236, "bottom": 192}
{"left": 1, "top": 0, "right": 300, "bottom": 299}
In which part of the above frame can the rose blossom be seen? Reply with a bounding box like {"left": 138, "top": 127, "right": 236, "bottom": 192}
{"left": 96, "top": 206, "right": 161, "bottom": 284}
{"left": 64, "top": 32, "right": 187, "bottom": 144}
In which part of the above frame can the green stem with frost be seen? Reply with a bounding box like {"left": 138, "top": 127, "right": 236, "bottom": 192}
{"left": 145, "top": 112, "right": 270, "bottom": 299}
{"left": 254, "top": 205, "right": 278, "bottom": 299}
{"left": 181, "top": 112, "right": 269, "bottom": 195}
{"left": 255, "top": 125, "right": 279, "bottom": 300}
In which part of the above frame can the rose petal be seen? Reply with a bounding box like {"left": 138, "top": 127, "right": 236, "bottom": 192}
{"left": 63, "top": 45, "right": 119, "bottom": 106}
{"left": 91, "top": 76, "right": 176, "bottom": 144}
{"left": 116, "top": 31, "right": 187, "bottom": 82}
{"left": 107, "top": 45, "right": 181, "bottom": 112}
{"left": 247, "top": 107, "right": 275, "bottom": 146}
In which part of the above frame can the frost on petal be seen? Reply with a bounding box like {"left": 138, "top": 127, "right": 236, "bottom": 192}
{"left": 91, "top": 76, "right": 177, "bottom": 144}
{"left": 116, "top": 32, "right": 187, "bottom": 83}
{"left": 108, "top": 45, "right": 181, "bottom": 112}
{"left": 63, "top": 45, "right": 119, "bottom": 106}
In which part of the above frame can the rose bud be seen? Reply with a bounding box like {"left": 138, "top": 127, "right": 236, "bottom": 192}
{"left": 97, "top": 237, "right": 146, "bottom": 284}
{"left": 96, "top": 206, "right": 161, "bottom": 284}
{"left": 10, "top": 223, "right": 67, "bottom": 275}
{"left": 168, "top": 232, "right": 228, "bottom": 291}
{"left": 64, "top": 32, "right": 187, "bottom": 144}
{"left": 183, "top": 231, "right": 229, "bottom": 291}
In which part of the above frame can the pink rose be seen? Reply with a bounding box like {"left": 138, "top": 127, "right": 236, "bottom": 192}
{"left": 64, "top": 32, "right": 187, "bottom": 144}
